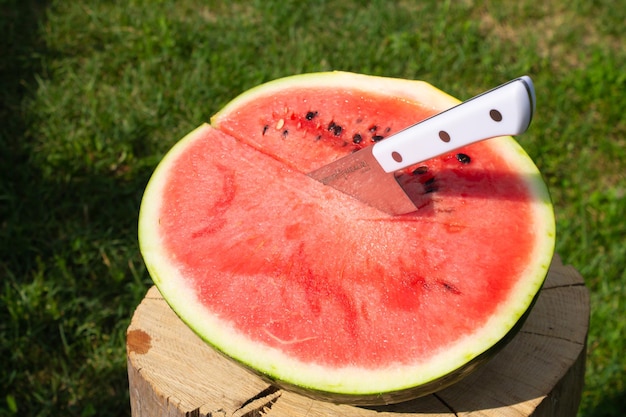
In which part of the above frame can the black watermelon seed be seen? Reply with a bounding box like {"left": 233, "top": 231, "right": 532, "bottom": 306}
{"left": 262, "top": 125, "right": 269, "bottom": 135}
{"left": 306, "top": 111, "right": 318, "bottom": 120}
{"left": 412, "top": 166, "right": 429, "bottom": 175}
{"left": 384, "top": 127, "right": 391, "bottom": 133}
{"left": 372, "top": 135, "right": 384, "bottom": 142}
{"left": 328, "top": 121, "right": 343, "bottom": 136}
{"left": 315, "top": 135, "right": 322, "bottom": 141}
{"left": 441, "top": 281, "right": 461, "bottom": 295}
{"left": 456, "top": 153, "right": 471, "bottom": 164}
{"left": 352, "top": 133, "right": 363, "bottom": 144}
{"left": 369, "top": 125, "right": 378, "bottom": 133}
{"left": 423, "top": 177, "right": 438, "bottom": 193}
{"left": 282, "top": 130, "right": 289, "bottom": 138}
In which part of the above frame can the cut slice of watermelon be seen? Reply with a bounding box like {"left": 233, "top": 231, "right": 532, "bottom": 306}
{"left": 139, "top": 72, "right": 555, "bottom": 404}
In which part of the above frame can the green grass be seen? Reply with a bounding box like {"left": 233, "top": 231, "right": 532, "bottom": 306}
{"left": 1, "top": 0, "right": 624, "bottom": 416}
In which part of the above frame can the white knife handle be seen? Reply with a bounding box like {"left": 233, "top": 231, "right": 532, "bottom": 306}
{"left": 372, "top": 76, "right": 535, "bottom": 173}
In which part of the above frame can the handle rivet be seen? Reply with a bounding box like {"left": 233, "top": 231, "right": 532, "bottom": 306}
{"left": 490, "top": 109, "right": 503, "bottom": 122}
{"left": 391, "top": 151, "right": 403, "bottom": 163}
{"left": 439, "top": 131, "right": 451, "bottom": 142}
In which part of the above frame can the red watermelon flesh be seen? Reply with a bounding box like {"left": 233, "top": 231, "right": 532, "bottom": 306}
{"left": 138, "top": 72, "right": 555, "bottom": 404}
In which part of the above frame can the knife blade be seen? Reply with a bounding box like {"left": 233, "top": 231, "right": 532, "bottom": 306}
{"left": 308, "top": 76, "right": 536, "bottom": 214}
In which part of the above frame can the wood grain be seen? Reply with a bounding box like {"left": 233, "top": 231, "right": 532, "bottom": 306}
{"left": 127, "top": 255, "right": 589, "bottom": 416}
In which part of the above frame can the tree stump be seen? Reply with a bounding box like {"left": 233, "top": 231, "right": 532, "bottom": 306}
{"left": 127, "top": 255, "right": 589, "bottom": 416}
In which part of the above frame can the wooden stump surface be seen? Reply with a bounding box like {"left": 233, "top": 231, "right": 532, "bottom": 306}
{"left": 127, "top": 255, "right": 589, "bottom": 416}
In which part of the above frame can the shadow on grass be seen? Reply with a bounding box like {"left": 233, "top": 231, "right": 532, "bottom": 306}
{"left": 1, "top": 2, "right": 149, "bottom": 416}
{"left": 583, "top": 391, "right": 626, "bottom": 417}
{"left": 1, "top": 0, "right": 52, "bottom": 269}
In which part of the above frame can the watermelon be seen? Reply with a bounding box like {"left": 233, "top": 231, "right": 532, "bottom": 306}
{"left": 138, "top": 71, "right": 555, "bottom": 405}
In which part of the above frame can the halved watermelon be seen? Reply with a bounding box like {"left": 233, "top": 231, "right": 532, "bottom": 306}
{"left": 138, "top": 72, "right": 555, "bottom": 404}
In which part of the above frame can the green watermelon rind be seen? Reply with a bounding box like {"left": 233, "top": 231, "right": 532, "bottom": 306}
{"left": 139, "top": 72, "right": 555, "bottom": 404}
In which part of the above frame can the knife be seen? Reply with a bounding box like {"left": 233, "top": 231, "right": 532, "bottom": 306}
{"left": 308, "top": 76, "right": 536, "bottom": 214}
